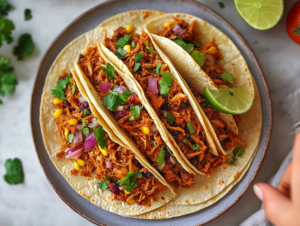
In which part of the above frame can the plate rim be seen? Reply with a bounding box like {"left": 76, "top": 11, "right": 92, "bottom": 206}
{"left": 30, "top": 0, "right": 273, "bottom": 225}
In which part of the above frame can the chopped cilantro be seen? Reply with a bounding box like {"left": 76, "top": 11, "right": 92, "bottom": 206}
{"left": 173, "top": 39, "right": 194, "bottom": 53}
{"left": 98, "top": 175, "right": 109, "bottom": 190}
{"left": 24, "top": 9, "right": 32, "bottom": 21}
{"left": 191, "top": 50, "right": 205, "bottom": 67}
{"left": 13, "top": 33, "right": 34, "bottom": 60}
{"left": 145, "top": 40, "right": 157, "bottom": 54}
{"left": 4, "top": 158, "right": 24, "bottom": 185}
{"left": 0, "top": 57, "right": 17, "bottom": 99}
{"left": 94, "top": 125, "right": 108, "bottom": 149}
{"left": 0, "top": 18, "right": 15, "bottom": 47}
{"left": 159, "top": 71, "right": 173, "bottom": 95}
{"left": 117, "top": 172, "right": 142, "bottom": 192}
{"left": 191, "top": 143, "right": 200, "bottom": 151}
{"left": 154, "top": 140, "right": 157, "bottom": 147}
{"left": 228, "top": 147, "right": 244, "bottom": 166}
{"left": 153, "top": 62, "right": 162, "bottom": 74}
{"left": 51, "top": 76, "right": 70, "bottom": 100}
{"left": 129, "top": 105, "right": 143, "bottom": 121}
{"left": 229, "top": 91, "right": 234, "bottom": 96}
{"left": 80, "top": 118, "right": 86, "bottom": 129}
{"left": 100, "top": 62, "right": 116, "bottom": 80}
{"left": 157, "top": 146, "right": 166, "bottom": 166}
{"left": 104, "top": 175, "right": 110, "bottom": 181}
{"left": 218, "top": 2, "right": 225, "bottom": 8}
{"left": 116, "top": 34, "right": 132, "bottom": 48}
{"left": 82, "top": 127, "right": 90, "bottom": 136}
{"left": 133, "top": 53, "right": 143, "bottom": 72}
{"left": 220, "top": 72, "right": 234, "bottom": 83}
{"left": 183, "top": 137, "right": 188, "bottom": 143}
{"left": 166, "top": 111, "right": 175, "bottom": 125}
{"left": 68, "top": 134, "right": 74, "bottom": 143}
{"left": 71, "top": 84, "right": 75, "bottom": 94}
{"left": 187, "top": 121, "right": 195, "bottom": 134}
{"left": 0, "top": 0, "right": 13, "bottom": 17}
{"left": 102, "top": 88, "right": 132, "bottom": 111}
{"left": 115, "top": 48, "right": 127, "bottom": 58}
{"left": 83, "top": 109, "right": 90, "bottom": 116}
{"left": 293, "top": 23, "right": 300, "bottom": 35}
{"left": 131, "top": 41, "right": 136, "bottom": 48}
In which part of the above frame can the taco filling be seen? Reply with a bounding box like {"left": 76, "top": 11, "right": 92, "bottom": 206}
{"left": 157, "top": 18, "right": 247, "bottom": 152}
{"left": 78, "top": 44, "right": 195, "bottom": 188}
{"left": 51, "top": 71, "right": 170, "bottom": 205}
{"left": 104, "top": 28, "right": 226, "bottom": 176}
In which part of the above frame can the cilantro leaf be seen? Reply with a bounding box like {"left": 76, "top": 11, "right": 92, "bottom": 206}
{"left": 228, "top": 147, "right": 244, "bottom": 166}
{"left": 83, "top": 109, "right": 90, "bottom": 116}
{"left": 145, "top": 40, "right": 157, "bottom": 54}
{"left": 103, "top": 89, "right": 127, "bottom": 111}
{"left": 94, "top": 125, "right": 108, "bottom": 149}
{"left": 98, "top": 181, "right": 108, "bottom": 190}
{"left": 133, "top": 54, "right": 143, "bottom": 72}
{"left": 4, "top": 158, "right": 24, "bottom": 185}
{"left": 0, "top": 0, "right": 13, "bottom": 17}
{"left": 183, "top": 137, "right": 188, "bottom": 143}
{"left": 187, "top": 121, "right": 195, "bottom": 134}
{"left": 24, "top": 9, "right": 32, "bottom": 21}
{"left": 116, "top": 34, "right": 132, "bottom": 48}
{"left": 129, "top": 105, "right": 143, "bottom": 121}
{"left": 173, "top": 39, "right": 194, "bottom": 53}
{"left": 153, "top": 62, "right": 162, "bottom": 74}
{"left": 71, "top": 84, "right": 75, "bottom": 94}
{"left": 82, "top": 127, "right": 90, "bottom": 136}
{"left": 218, "top": 2, "right": 225, "bottom": 8}
{"left": 0, "top": 99, "right": 2, "bottom": 104}
{"left": 0, "top": 18, "right": 15, "bottom": 47}
{"left": 100, "top": 63, "right": 116, "bottom": 80}
{"left": 13, "top": 33, "right": 34, "bottom": 60}
{"left": 166, "top": 112, "right": 175, "bottom": 125}
{"left": 115, "top": 48, "right": 127, "bottom": 58}
{"left": 159, "top": 71, "right": 173, "bottom": 95}
{"left": 0, "top": 56, "right": 9, "bottom": 70}
{"left": 220, "top": 72, "right": 234, "bottom": 83}
{"left": 80, "top": 118, "right": 86, "bottom": 130}
{"left": 292, "top": 23, "right": 300, "bottom": 35}
{"left": 51, "top": 76, "right": 70, "bottom": 100}
{"left": 0, "top": 70, "right": 17, "bottom": 96}
{"left": 154, "top": 140, "right": 157, "bottom": 147}
{"left": 117, "top": 172, "right": 142, "bottom": 192}
{"left": 157, "top": 146, "right": 166, "bottom": 166}
{"left": 131, "top": 41, "right": 136, "bottom": 48}
{"left": 191, "top": 143, "right": 200, "bottom": 151}
{"left": 191, "top": 50, "right": 205, "bottom": 67}
{"left": 104, "top": 175, "right": 109, "bottom": 181}
{"left": 68, "top": 134, "right": 74, "bottom": 143}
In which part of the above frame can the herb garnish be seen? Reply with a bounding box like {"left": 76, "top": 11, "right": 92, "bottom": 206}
{"left": 0, "top": 18, "right": 14, "bottom": 47}
{"left": 159, "top": 71, "right": 173, "bottom": 95}
{"left": 153, "top": 62, "right": 162, "bottom": 74}
{"left": 133, "top": 53, "right": 143, "bottom": 72}
{"left": 192, "top": 50, "right": 205, "bottom": 67}
{"left": 228, "top": 147, "right": 244, "bottom": 166}
{"left": 51, "top": 76, "right": 71, "bottom": 100}
{"left": 68, "top": 134, "right": 74, "bottom": 143}
{"left": 220, "top": 72, "right": 234, "bottom": 83}
{"left": 293, "top": 23, "right": 300, "bottom": 35}
{"left": 157, "top": 146, "right": 166, "bottom": 166}
{"left": 98, "top": 174, "right": 109, "bottom": 190}
{"left": 166, "top": 111, "right": 175, "bottom": 125}
{"left": 100, "top": 62, "right": 116, "bottom": 80}
{"left": 4, "top": 158, "right": 24, "bottom": 185}
{"left": 102, "top": 87, "right": 133, "bottom": 111}
{"left": 218, "top": 2, "right": 225, "bottom": 8}
{"left": 94, "top": 125, "right": 108, "bottom": 149}
{"left": 24, "top": 9, "right": 32, "bottom": 21}
{"left": 115, "top": 48, "right": 127, "bottom": 58}
{"left": 187, "top": 121, "right": 195, "bottom": 134}
{"left": 173, "top": 39, "right": 194, "bottom": 53}
{"left": 131, "top": 41, "right": 136, "bottom": 48}
{"left": 0, "top": 57, "right": 17, "bottom": 102}
{"left": 129, "top": 105, "right": 143, "bottom": 121}
{"left": 116, "top": 34, "right": 132, "bottom": 47}
{"left": 145, "top": 40, "right": 157, "bottom": 54}
{"left": 117, "top": 172, "right": 142, "bottom": 192}
{"left": 183, "top": 137, "right": 188, "bottom": 143}
{"left": 13, "top": 33, "right": 34, "bottom": 60}
{"left": 191, "top": 143, "right": 200, "bottom": 151}
{"left": 0, "top": 0, "right": 13, "bottom": 17}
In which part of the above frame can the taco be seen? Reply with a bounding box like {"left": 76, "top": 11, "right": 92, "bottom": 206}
{"left": 145, "top": 13, "right": 253, "bottom": 154}
{"left": 40, "top": 29, "right": 176, "bottom": 216}
{"left": 75, "top": 39, "right": 196, "bottom": 189}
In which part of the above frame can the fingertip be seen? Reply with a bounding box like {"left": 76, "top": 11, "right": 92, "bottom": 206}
{"left": 253, "top": 184, "right": 263, "bottom": 201}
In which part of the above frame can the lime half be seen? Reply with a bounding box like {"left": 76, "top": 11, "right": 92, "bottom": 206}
{"left": 234, "top": 0, "right": 284, "bottom": 30}
{"left": 203, "top": 86, "right": 253, "bottom": 114}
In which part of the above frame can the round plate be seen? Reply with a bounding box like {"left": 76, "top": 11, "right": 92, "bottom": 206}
{"left": 31, "top": 0, "right": 272, "bottom": 225}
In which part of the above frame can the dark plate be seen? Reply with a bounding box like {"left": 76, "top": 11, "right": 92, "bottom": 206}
{"left": 31, "top": 0, "right": 272, "bottom": 225}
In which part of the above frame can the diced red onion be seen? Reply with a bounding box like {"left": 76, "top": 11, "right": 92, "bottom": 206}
{"left": 100, "top": 83, "right": 111, "bottom": 92}
{"left": 116, "top": 106, "right": 124, "bottom": 111}
{"left": 119, "top": 185, "right": 125, "bottom": 190}
{"left": 172, "top": 24, "right": 184, "bottom": 35}
{"left": 170, "top": 156, "right": 176, "bottom": 164}
{"left": 88, "top": 118, "right": 99, "bottom": 128}
{"left": 73, "top": 130, "right": 83, "bottom": 144}
{"left": 114, "top": 85, "right": 125, "bottom": 94}
{"left": 150, "top": 124, "right": 158, "bottom": 132}
{"left": 206, "top": 54, "right": 215, "bottom": 63}
{"left": 85, "top": 132, "right": 97, "bottom": 151}
{"left": 158, "top": 163, "right": 166, "bottom": 170}
{"left": 128, "top": 94, "right": 138, "bottom": 106}
{"left": 79, "top": 96, "right": 87, "bottom": 103}
{"left": 65, "top": 143, "right": 83, "bottom": 160}
{"left": 76, "top": 124, "right": 82, "bottom": 130}
{"left": 114, "top": 110, "right": 128, "bottom": 118}
{"left": 163, "top": 111, "right": 168, "bottom": 118}
{"left": 105, "top": 160, "right": 112, "bottom": 168}
{"left": 148, "top": 78, "right": 158, "bottom": 94}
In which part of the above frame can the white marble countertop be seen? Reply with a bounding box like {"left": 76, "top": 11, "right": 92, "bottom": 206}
{"left": 1, "top": 0, "right": 300, "bottom": 225}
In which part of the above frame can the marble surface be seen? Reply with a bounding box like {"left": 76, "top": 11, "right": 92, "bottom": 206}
{"left": 0, "top": 0, "right": 299, "bottom": 225}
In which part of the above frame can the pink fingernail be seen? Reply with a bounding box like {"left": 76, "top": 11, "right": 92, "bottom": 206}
{"left": 253, "top": 184, "right": 263, "bottom": 201}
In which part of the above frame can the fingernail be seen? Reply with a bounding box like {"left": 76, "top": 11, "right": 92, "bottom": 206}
{"left": 253, "top": 184, "right": 263, "bottom": 201}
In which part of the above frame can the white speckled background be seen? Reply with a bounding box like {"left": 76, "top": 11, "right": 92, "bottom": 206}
{"left": 0, "top": 0, "right": 299, "bottom": 225}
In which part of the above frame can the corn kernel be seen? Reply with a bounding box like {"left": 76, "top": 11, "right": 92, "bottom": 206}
{"left": 126, "top": 24, "right": 134, "bottom": 33}
{"left": 123, "top": 189, "right": 131, "bottom": 195}
{"left": 208, "top": 46, "right": 217, "bottom": 54}
{"left": 127, "top": 198, "right": 135, "bottom": 204}
{"left": 53, "top": 97, "right": 63, "bottom": 105}
{"left": 53, "top": 109, "right": 63, "bottom": 118}
{"left": 123, "top": 44, "right": 131, "bottom": 53}
{"left": 69, "top": 119, "right": 78, "bottom": 125}
{"left": 74, "top": 162, "right": 80, "bottom": 171}
{"left": 65, "top": 128, "right": 69, "bottom": 136}
{"left": 141, "top": 127, "right": 150, "bottom": 134}
{"left": 163, "top": 21, "right": 173, "bottom": 27}
{"left": 99, "top": 145, "right": 108, "bottom": 156}
{"left": 77, "top": 159, "right": 85, "bottom": 167}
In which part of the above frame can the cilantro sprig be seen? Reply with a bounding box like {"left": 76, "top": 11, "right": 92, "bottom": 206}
{"left": 159, "top": 71, "right": 174, "bottom": 95}
{"left": 220, "top": 72, "right": 234, "bottom": 83}
{"left": 228, "top": 147, "right": 244, "bottom": 166}
{"left": 100, "top": 62, "right": 116, "bottom": 80}
{"left": 115, "top": 48, "right": 127, "bottom": 58}
{"left": 157, "top": 146, "right": 166, "bottom": 166}
{"left": 102, "top": 87, "right": 133, "bottom": 111}
{"left": 0, "top": 57, "right": 17, "bottom": 102}
{"left": 117, "top": 172, "right": 142, "bottom": 192}
{"left": 191, "top": 50, "right": 205, "bottom": 67}
{"left": 51, "top": 76, "right": 71, "bottom": 100}
{"left": 13, "top": 33, "right": 34, "bottom": 60}
{"left": 166, "top": 111, "right": 175, "bottom": 125}
{"left": 24, "top": 9, "right": 32, "bottom": 21}
{"left": 0, "top": 18, "right": 15, "bottom": 47}
{"left": 173, "top": 39, "right": 194, "bottom": 53}
{"left": 98, "top": 175, "right": 109, "bottom": 190}
{"left": 145, "top": 40, "right": 157, "bottom": 54}
{"left": 133, "top": 53, "right": 143, "bottom": 72}
{"left": 4, "top": 158, "right": 24, "bottom": 185}
{"left": 153, "top": 62, "right": 162, "bottom": 74}
{"left": 0, "top": 0, "right": 13, "bottom": 17}
{"left": 116, "top": 34, "right": 132, "bottom": 48}
{"left": 191, "top": 143, "right": 200, "bottom": 151}
{"left": 94, "top": 125, "right": 108, "bottom": 149}
{"left": 131, "top": 41, "right": 136, "bottom": 48}
{"left": 129, "top": 105, "right": 143, "bottom": 121}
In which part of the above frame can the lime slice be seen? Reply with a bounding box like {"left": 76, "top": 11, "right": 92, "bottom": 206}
{"left": 203, "top": 86, "right": 253, "bottom": 114}
{"left": 234, "top": 0, "right": 284, "bottom": 30}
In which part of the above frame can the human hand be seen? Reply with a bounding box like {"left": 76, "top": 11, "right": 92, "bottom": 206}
{"left": 253, "top": 132, "right": 300, "bottom": 226}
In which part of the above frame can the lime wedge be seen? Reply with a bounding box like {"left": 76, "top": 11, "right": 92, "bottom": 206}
{"left": 203, "top": 86, "right": 253, "bottom": 114}
{"left": 234, "top": 0, "right": 284, "bottom": 30}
